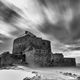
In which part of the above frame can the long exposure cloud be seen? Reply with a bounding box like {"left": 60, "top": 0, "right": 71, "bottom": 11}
{"left": 0, "top": 0, "right": 78, "bottom": 39}
{"left": 0, "top": 0, "right": 80, "bottom": 56}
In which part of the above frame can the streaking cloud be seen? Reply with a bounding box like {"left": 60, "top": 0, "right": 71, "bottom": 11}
{"left": 0, "top": 0, "right": 80, "bottom": 57}
{"left": 0, "top": 21, "right": 17, "bottom": 38}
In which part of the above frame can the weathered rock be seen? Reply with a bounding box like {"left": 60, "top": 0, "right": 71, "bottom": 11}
{"left": 23, "top": 72, "right": 42, "bottom": 80}
{"left": 23, "top": 77, "right": 31, "bottom": 80}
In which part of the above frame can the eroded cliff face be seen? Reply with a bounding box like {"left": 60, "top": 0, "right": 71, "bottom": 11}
{"left": 23, "top": 49, "right": 51, "bottom": 67}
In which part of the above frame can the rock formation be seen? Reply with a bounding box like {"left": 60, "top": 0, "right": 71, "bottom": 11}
{"left": 51, "top": 53, "right": 76, "bottom": 66}
{"left": 23, "top": 71, "right": 43, "bottom": 80}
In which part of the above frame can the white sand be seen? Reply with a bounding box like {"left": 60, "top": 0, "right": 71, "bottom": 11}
{"left": 0, "top": 68, "right": 36, "bottom": 80}
{"left": 0, "top": 66, "right": 80, "bottom": 80}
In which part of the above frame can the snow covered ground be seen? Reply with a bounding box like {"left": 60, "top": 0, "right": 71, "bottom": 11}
{"left": 0, "top": 66, "right": 80, "bottom": 80}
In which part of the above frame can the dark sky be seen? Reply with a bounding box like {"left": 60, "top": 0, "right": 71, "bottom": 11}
{"left": 0, "top": 0, "right": 80, "bottom": 60}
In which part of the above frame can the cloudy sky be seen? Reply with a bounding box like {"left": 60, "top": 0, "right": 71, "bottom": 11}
{"left": 0, "top": 0, "right": 80, "bottom": 61}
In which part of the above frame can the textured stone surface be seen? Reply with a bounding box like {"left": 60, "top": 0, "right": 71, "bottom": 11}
{"left": 51, "top": 53, "right": 76, "bottom": 66}
{"left": 13, "top": 31, "right": 51, "bottom": 67}
{"left": 23, "top": 72, "right": 42, "bottom": 80}
{"left": 23, "top": 49, "right": 51, "bottom": 67}
{"left": 51, "top": 53, "right": 64, "bottom": 66}
{"left": 0, "top": 51, "right": 26, "bottom": 68}
{"left": 0, "top": 52, "right": 14, "bottom": 67}
{"left": 12, "top": 31, "right": 76, "bottom": 67}
{"left": 0, "top": 31, "right": 76, "bottom": 67}
{"left": 63, "top": 58, "right": 76, "bottom": 66}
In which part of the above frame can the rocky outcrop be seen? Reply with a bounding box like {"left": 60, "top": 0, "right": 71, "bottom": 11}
{"left": 23, "top": 71, "right": 43, "bottom": 80}
{"left": 23, "top": 74, "right": 41, "bottom": 80}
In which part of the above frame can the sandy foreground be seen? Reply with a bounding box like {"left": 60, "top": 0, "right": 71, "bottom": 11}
{"left": 0, "top": 66, "right": 80, "bottom": 80}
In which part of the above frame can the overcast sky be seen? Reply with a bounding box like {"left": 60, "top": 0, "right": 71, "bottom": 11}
{"left": 0, "top": 0, "right": 80, "bottom": 62}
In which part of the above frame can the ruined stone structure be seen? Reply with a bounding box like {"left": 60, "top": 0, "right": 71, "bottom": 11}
{"left": 13, "top": 31, "right": 51, "bottom": 67}
{"left": 51, "top": 53, "right": 76, "bottom": 66}
{"left": 51, "top": 53, "right": 64, "bottom": 66}
{"left": 0, "top": 51, "right": 26, "bottom": 67}
{"left": 63, "top": 58, "right": 76, "bottom": 66}
{"left": 0, "top": 52, "right": 14, "bottom": 67}
{"left": 12, "top": 31, "right": 76, "bottom": 67}
{"left": 23, "top": 48, "right": 51, "bottom": 67}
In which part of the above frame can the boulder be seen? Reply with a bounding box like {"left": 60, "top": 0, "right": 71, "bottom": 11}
{"left": 23, "top": 72, "right": 42, "bottom": 80}
{"left": 77, "top": 76, "right": 80, "bottom": 80}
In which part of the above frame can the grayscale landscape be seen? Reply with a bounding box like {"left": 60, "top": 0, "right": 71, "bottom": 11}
{"left": 0, "top": 0, "right": 80, "bottom": 80}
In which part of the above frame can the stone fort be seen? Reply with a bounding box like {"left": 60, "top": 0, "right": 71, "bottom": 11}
{"left": 12, "top": 31, "right": 76, "bottom": 67}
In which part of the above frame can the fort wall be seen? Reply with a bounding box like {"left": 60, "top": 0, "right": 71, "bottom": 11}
{"left": 0, "top": 31, "right": 75, "bottom": 67}
{"left": 12, "top": 31, "right": 76, "bottom": 67}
